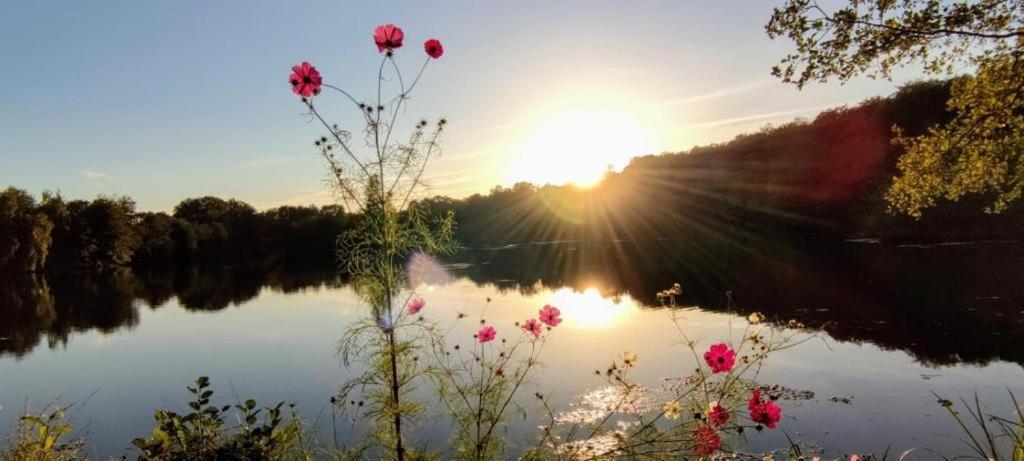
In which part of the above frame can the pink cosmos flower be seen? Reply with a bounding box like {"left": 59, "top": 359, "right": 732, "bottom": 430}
{"left": 709, "top": 403, "right": 729, "bottom": 427}
{"left": 748, "top": 389, "right": 783, "bottom": 429}
{"left": 539, "top": 305, "right": 562, "bottom": 327}
{"left": 289, "top": 61, "right": 322, "bottom": 98}
{"left": 374, "top": 24, "right": 404, "bottom": 52}
{"left": 523, "top": 318, "right": 542, "bottom": 338}
{"left": 424, "top": 39, "right": 443, "bottom": 59}
{"left": 477, "top": 325, "right": 496, "bottom": 343}
{"left": 703, "top": 343, "right": 736, "bottom": 374}
{"left": 693, "top": 426, "right": 721, "bottom": 456}
{"left": 407, "top": 297, "right": 425, "bottom": 315}
{"left": 850, "top": 456, "right": 861, "bottom": 461}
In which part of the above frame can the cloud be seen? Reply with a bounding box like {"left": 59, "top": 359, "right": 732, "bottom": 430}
{"left": 660, "top": 81, "right": 775, "bottom": 107}
{"left": 82, "top": 169, "right": 113, "bottom": 186}
{"left": 82, "top": 169, "right": 109, "bottom": 180}
{"left": 680, "top": 103, "right": 837, "bottom": 131}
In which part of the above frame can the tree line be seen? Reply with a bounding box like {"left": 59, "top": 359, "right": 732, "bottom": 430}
{"left": 0, "top": 192, "right": 351, "bottom": 272}
{"left": 5, "top": 81, "right": 1024, "bottom": 273}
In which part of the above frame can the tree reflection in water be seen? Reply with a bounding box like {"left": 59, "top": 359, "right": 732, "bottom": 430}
{"left": 2, "top": 240, "right": 1022, "bottom": 366}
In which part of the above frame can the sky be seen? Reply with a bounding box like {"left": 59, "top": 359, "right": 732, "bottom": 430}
{"left": 0, "top": 1, "right": 912, "bottom": 212}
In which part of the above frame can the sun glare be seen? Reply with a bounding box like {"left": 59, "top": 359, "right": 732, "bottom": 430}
{"left": 505, "top": 109, "right": 660, "bottom": 188}
{"left": 546, "top": 286, "right": 638, "bottom": 330}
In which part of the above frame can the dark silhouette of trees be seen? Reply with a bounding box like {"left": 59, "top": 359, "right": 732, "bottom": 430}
{"left": 420, "top": 80, "right": 1024, "bottom": 247}
{"left": 36, "top": 193, "right": 139, "bottom": 269}
{"left": 259, "top": 204, "right": 349, "bottom": 265}
{"left": 1, "top": 191, "right": 351, "bottom": 273}
{"left": 0, "top": 187, "right": 53, "bottom": 272}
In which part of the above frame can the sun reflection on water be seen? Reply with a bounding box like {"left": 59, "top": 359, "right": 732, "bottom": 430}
{"left": 544, "top": 286, "right": 639, "bottom": 330}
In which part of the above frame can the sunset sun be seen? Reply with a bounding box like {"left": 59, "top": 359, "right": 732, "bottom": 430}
{"left": 506, "top": 108, "right": 660, "bottom": 187}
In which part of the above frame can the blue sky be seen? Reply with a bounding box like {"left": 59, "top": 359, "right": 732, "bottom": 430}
{"left": 0, "top": 1, "right": 910, "bottom": 212}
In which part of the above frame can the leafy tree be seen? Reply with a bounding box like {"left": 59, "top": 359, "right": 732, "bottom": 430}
{"left": 37, "top": 194, "right": 139, "bottom": 269}
{"left": 79, "top": 196, "right": 140, "bottom": 268}
{"left": 0, "top": 187, "right": 53, "bottom": 272}
{"left": 134, "top": 212, "right": 179, "bottom": 266}
{"left": 766, "top": 0, "right": 1024, "bottom": 217}
{"left": 173, "top": 197, "right": 259, "bottom": 262}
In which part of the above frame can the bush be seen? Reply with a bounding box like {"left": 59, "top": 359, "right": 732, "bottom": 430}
{"left": 0, "top": 405, "right": 84, "bottom": 461}
{"left": 132, "top": 377, "right": 309, "bottom": 461}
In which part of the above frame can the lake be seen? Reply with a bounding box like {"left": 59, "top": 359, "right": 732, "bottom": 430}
{"left": 2, "top": 240, "right": 1023, "bottom": 459}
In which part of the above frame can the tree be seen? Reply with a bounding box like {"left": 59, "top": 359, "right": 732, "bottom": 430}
{"left": 766, "top": 0, "right": 1024, "bottom": 217}
{"left": 173, "top": 197, "right": 258, "bottom": 262}
{"left": 0, "top": 187, "right": 53, "bottom": 272}
{"left": 133, "top": 212, "right": 178, "bottom": 266}
{"left": 38, "top": 194, "right": 139, "bottom": 269}
{"left": 79, "top": 196, "right": 140, "bottom": 268}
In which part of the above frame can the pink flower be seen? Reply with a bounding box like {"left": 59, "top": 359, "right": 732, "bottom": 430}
{"left": 424, "top": 39, "right": 443, "bottom": 59}
{"left": 703, "top": 343, "right": 735, "bottom": 374}
{"left": 747, "top": 388, "right": 760, "bottom": 412}
{"left": 693, "top": 426, "right": 721, "bottom": 456}
{"left": 476, "top": 325, "right": 496, "bottom": 343}
{"left": 708, "top": 403, "right": 729, "bottom": 427}
{"left": 374, "top": 24, "right": 404, "bottom": 52}
{"left": 748, "top": 389, "right": 783, "bottom": 429}
{"left": 407, "top": 297, "right": 425, "bottom": 315}
{"left": 539, "top": 305, "right": 562, "bottom": 327}
{"left": 289, "top": 61, "right": 322, "bottom": 98}
{"left": 523, "top": 318, "right": 542, "bottom": 338}
{"left": 849, "top": 456, "right": 861, "bottom": 461}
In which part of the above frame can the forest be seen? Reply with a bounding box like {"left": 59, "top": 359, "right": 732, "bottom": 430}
{"left": 4, "top": 80, "right": 1023, "bottom": 274}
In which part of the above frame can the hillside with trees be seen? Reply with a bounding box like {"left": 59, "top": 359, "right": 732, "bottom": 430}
{"left": 423, "top": 80, "right": 1024, "bottom": 247}
{"left": 3, "top": 80, "right": 1023, "bottom": 273}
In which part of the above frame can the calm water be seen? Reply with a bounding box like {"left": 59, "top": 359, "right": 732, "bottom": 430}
{"left": 1, "top": 240, "right": 1023, "bottom": 459}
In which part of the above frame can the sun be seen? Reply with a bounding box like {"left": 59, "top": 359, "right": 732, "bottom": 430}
{"left": 545, "top": 286, "right": 638, "bottom": 330}
{"left": 505, "top": 108, "right": 660, "bottom": 188}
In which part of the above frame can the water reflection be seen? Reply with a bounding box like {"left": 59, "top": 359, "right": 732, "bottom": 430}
{"left": 455, "top": 240, "right": 1024, "bottom": 367}
{"left": 0, "top": 267, "right": 342, "bottom": 358}
{"left": 2, "top": 240, "right": 1022, "bottom": 368}
{"left": 548, "top": 287, "right": 638, "bottom": 330}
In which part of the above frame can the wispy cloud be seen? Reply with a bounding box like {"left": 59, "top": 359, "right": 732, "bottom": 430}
{"left": 82, "top": 169, "right": 112, "bottom": 186}
{"left": 681, "top": 103, "right": 837, "bottom": 131}
{"left": 82, "top": 169, "right": 109, "bottom": 180}
{"left": 661, "top": 81, "right": 774, "bottom": 107}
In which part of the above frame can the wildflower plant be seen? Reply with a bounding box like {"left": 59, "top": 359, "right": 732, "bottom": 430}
{"left": 527, "top": 284, "right": 818, "bottom": 460}
{"left": 423, "top": 301, "right": 564, "bottom": 460}
{"left": 289, "top": 23, "right": 455, "bottom": 461}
